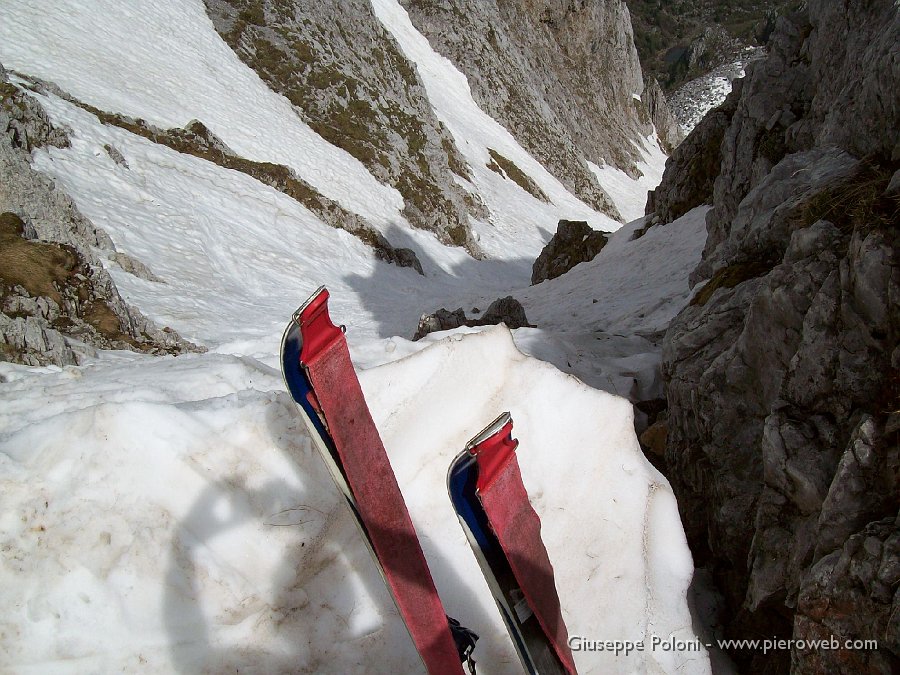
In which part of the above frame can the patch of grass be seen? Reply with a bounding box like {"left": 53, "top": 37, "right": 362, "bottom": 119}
{"left": 446, "top": 224, "right": 469, "bottom": 247}
{"left": 82, "top": 299, "right": 128, "bottom": 340}
{"left": 691, "top": 260, "right": 774, "bottom": 307}
{"left": 799, "top": 160, "right": 899, "bottom": 234}
{"left": 441, "top": 135, "right": 470, "bottom": 179}
{"left": 0, "top": 213, "right": 76, "bottom": 305}
{"left": 0, "top": 81, "right": 20, "bottom": 100}
{"left": 487, "top": 149, "right": 550, "bottom": 203}
{"left": 293, "top": 39, "right": 315, "bottom": 65}
{"left": 0, "top": 212, "right": 136, "bottom": 348}
{"left": 397, "top": 169, "right": 454, "bottom": 225}
{"left": 238, "top": 5, "right": 264, "bottom": 26}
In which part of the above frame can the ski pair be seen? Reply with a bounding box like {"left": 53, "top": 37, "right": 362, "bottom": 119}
{"left": 280, "top": 287, "right": 576, "bottom": 674}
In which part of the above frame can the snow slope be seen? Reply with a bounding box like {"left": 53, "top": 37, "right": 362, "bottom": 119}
{"left": 0, "top": 0, "right": 618, "bottom": 267}
{"left": 0, "top": 0, "right": 712, "bottom": 672}
{"left": 0, "top": 328, "right": 707, "bottom": 674}
{"left": 668, "top": 47, "right": 766, "bottom": 136}
{"left": 425, "top": 207, "right": 711, "bottom": 403}
{"left": 0, "top": 0, "right": 403, "bottom": 230}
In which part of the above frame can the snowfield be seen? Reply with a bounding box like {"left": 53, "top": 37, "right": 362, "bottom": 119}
{"left": 0, "top": 0, "right": 712, "bottom": 672}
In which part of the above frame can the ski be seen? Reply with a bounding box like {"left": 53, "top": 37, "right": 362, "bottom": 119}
{"left": 448, "top": 412, "right": 578, "bottom": 674}
{"left": 281, "top": 286, "right": 470, "bottom": 674}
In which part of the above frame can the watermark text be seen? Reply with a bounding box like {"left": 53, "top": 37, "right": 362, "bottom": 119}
{"left": 568, "top": 634, "right": 879, "bottom": 655}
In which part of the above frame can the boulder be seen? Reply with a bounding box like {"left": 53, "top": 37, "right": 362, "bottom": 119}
{"left": 412, "top": 307, "right": 467, "bottom": 341}
{"left": 531, "top": 219, "right": 608, "bottom": 284}
{"left": 478, "top": 296, "right": 530, "bottom": 329}
{"left": 374, "top": 245, "right": 424, "bottom": 276}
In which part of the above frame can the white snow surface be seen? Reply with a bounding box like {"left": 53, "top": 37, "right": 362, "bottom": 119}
{"left": 0, "top": 0, "right": 404, "bottom": 231}
{"left": 588, "top": 135, "right": 669, "bottom": 223}
{"left": 0, "top": 330, "right": 707, "bottom": 674}
{"left": 0, "top": 0, "right": 713, "bottom": 672}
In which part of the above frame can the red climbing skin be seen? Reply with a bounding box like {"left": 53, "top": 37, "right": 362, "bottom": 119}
{"left": 472, "top": 418, "right": 518, "bottom": 493}
{"left": 472, "top": 417, "right": 579, "bottom": 675}
{"left": 296, "top": 287, "right": 463, "bottom": 675}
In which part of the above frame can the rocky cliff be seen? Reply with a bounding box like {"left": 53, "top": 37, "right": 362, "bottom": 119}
{"left": 648, "top": 1, "right": 899, "bottom": 672}
{"left": 399, "top": 0, "right": 656, "bottom": 218}
{"left": 203, "top": 0, "right": 480, "bottom": 250}
{"left": 642, "top": 76, "right": 684, "bottom": 152}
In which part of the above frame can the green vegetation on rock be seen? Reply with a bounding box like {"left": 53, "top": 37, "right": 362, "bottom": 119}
{"left": 486, "top": 149, "right": 549, "bottom": 203}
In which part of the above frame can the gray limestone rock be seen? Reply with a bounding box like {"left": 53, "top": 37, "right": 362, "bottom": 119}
{"left": 0, "top": 81, "right": 114, "bottom": 251}
{"left": 110, "top": 252, "right": 165, "bottom": 283}
{"left": 412, "top": 307, "right": 467, "bottom": 341}
{"left": 660, "top": 2, "right": 900, "bottom": 672}
{"left": 0, "top": 312, "right": 77, "bottom": 366}
{"left": 642, "top": 77, "right": 684, "bottom": 153}
{"left": 794, "top": 516, "right": 899, "bottom": 673}
{"left": 103, "top": 143, "right": 128, "bottom": 169}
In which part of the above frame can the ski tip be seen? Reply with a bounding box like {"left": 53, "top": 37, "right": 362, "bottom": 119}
{"left": 465, "top": 411, "right": 513, "bottom": 453}
{"left": 292, "top": 285, "right": 328, "bottom": 324}
{"left": 466, "top": 412, "right": 518, "bottom": 493}
{"left": 293, "top": 286, "right": 345, "bottom": 364}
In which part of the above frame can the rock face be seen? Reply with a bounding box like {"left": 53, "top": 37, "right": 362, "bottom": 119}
{"left": 641, "top": 77, "right": 684, "bottom": 153}
{"left": 654, "top": 2, "right": 899, "bottom": 672}
{"left": 531, "top": 219, "right": 609, "bottom": 284}
{"left": 400, "top": 0, "right": 653, "bottom": 217}
{"left": 0, "top": 74, "right": 201, "bottom": 366}
{"left": 645, "top": 95, "right": 736, "bottom": 223}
